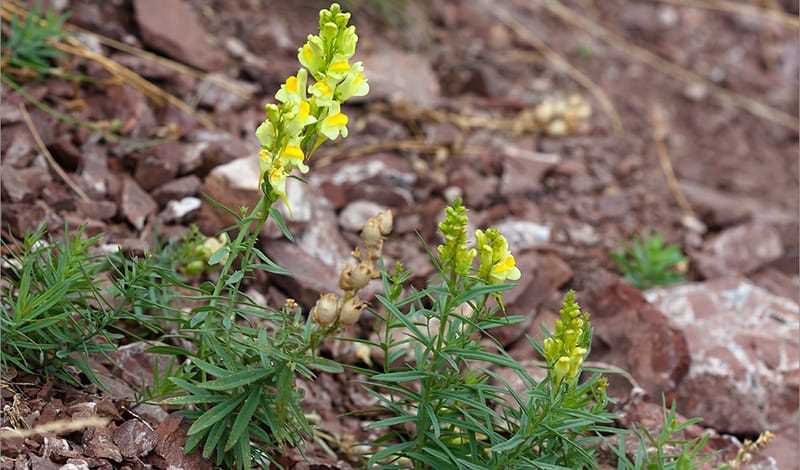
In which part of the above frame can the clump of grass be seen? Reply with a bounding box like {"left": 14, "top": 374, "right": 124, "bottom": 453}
{"left": 1, "top": 2, "right": 68, "bottom": 76}
{"left": 611, "top": 233, "right": 687, "bottom": 290}
{"left": 0, "top": 226, "right": 175, "bottom": 387}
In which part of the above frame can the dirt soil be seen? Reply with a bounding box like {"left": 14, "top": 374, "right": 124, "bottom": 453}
{"left": 1, "top": 0, "right": 798, "bottom": 468}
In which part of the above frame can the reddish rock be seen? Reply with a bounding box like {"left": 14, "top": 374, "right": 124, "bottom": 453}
{"left": 500, "top": 145, "right": 560, "bottom": 196}
{"left": 133, "top": 0, "right": 228, "bottom": 72}
{"left": 361, "top": 49, "right": 440, "bottom": 106}
{"left": 576, "top": 269, "right": 691, "bottom": 400}
{"left": 113, "top": 419, "right": 157, "bottom": 458}
{"left": 76, "top": 200, "right": 117, "bottom": 221}
{"left": 261, "top": 240, "right": 341, "bottom": 307}
{"left": 154, "top": 414, "right": 212, "bottom": 470}
{"left": 645, "top": 278, "right": 800, "bottom": 434}
{"left": 152, "top": 175, "right": 201, "bottom": 204}
{"left": 1, "top": 165, "right": 52, "bottom": 202}
{"left": 311, "top": 154, "right": 417, "bottom": 209}
{"left": 134, "top": 143, "right": 183, "bottom": 191}
{"left": 83, "top": 425, "right": 122, "bottom": 463}
{"left": 120, "top": 178, "right": 157, "bottom": 230}
{"left": 79, "top": 144, "right": 118, "bottom": 198}
{"left": 694, "top": 223, "right": 783, "bottom": 278}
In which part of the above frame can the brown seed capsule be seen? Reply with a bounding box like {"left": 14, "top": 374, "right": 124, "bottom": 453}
{"left": 339, "top": 261, "right": 373, "bottom": 291}
{"left": 374, "top": 210, "right": 393, "bottom": 235}
{"left": 338, "top": 295, "right": 366, "bottom": 326}
{"left": 361, "top": 219, "right": 383, "bottom": 252}
{"left": 311, "top": 293, "right": 340, "bottom": 327}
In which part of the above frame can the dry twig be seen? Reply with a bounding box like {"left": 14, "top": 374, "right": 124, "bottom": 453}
{"left": 19, "top": 104, "right": 91, "bottom": 203}
{"left": 648, "top": 103, "right": 699, "bottom": 221}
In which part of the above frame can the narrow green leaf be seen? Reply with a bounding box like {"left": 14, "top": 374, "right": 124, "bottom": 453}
{"left": 365, "top": 414, "right": 417, "bottom": 430}
{"left": 187, "top": 394, "right": 246, "bottom": 436}
{"left": 225, "top": 386, "right": 262, "bottom": 451}
{"left": 199, "top": 368, "right": 272, "bottom": 391}
{"left": 208, "top": 246, "right": 230, "bottom": 266}
{"left": 372, "top": 370, "right": 428, "bottom": 383}
{"left": 268, "top": 207, "right": 294, "bottom": 241}
{"left": 226, "top": 270, "right": 244, "bottom": 285}
{"left": 308, "top": 357, "right": 344, "bottom": 374}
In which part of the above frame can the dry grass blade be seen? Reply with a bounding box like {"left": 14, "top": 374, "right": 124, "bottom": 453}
{"left": 648, "top": 103, "right": 697, "bottom": 219}
{"left": 651, "top": 0, "right": 800, "bottom": 29}
{"left": 63, "top": 24, "right": 253, "bottom": 99}
{"left": 533, "top": 0, "right": 798, "bottom": 130}
{"left": 480, "top": 0, "right": 625, "bottom": 135}
{"left": 0, "top": 417, "right": 110, "bottom": 439}
{"left": 1, "top": 2, "right": 217, "bottom": 130}
{"left": 19, "top": 103, "right": 91, "bottom": 203}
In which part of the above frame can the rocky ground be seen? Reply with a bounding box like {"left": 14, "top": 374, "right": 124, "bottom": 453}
{"left": 1, "top": 0, "right": 798, "bottom": 468}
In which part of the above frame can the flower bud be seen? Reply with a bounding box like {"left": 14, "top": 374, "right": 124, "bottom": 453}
{"left": 338, "top": 295, "right": 366, "bottom": 326}
{"left": 339, "top": 261, "right": 373, "bottom": 291}
{"left": 311, "top": 293, "right": 340, "bottom": 326}
{"left": 554, "top": 356, "right": 571, "bottom": 382}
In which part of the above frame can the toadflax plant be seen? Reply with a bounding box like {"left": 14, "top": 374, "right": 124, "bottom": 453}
{"left": 359, "top": 199, "right": 617, "bottom": 469}
{"left": 151, "top": 4, "right": 372, "bottom": 468}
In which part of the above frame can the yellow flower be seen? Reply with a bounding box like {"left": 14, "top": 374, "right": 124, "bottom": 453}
{"left": 337, "top": 61, "right": 369, "bottom": 101}
{"left": 320, "top": 102, "right": 349, "bottom": 140}
{"left": 474, "top": 228, "right": 521, "bottom": 284}
{"left": 276, "top": 69, "right": 308, "bottom": 104}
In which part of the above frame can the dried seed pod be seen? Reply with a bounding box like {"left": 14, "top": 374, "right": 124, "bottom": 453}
{"left": 311, "top": 293, "right": 340, "bottom": 326}
{"left": 547, "top": 119, "right": 567, "bottom": 137}
{"left": 361, "top": 219, "right": 383, "bottom": 251}
{"left": 338, "top": 295, "right": 367, "bottom": 326}
{"left": 339, "top": 261, "right": 373, "bottom": 291}
{"left": 374, "top": 210, "right": 393, "bottom": 235}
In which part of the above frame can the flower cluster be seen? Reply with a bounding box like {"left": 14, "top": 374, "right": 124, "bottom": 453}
{"left": 255, "top": 3, "right": 369, "bottom": 203}
{"left": 543, "top": 290, "right": 591, "bottom": 385}
{"left": 436, "top": 199, "right": 520, "bottom": 285}
{"left": 437, "top": 199, "right": 476, "bottom": 277}
{"left": 474, "top": 228, "right": 521, "bottom": 284}
{"left": 311, "top": 210, "right": 393, "bottom": 327}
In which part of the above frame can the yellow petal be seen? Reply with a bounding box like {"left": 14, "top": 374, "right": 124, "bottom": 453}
{"left": 315, "top": 81, "right": 332, "bottom": 97}
{"left": 286, "top": 76, "right": 298, "bottom": 93}
{"left": 282, "top": 145, "right": 304, "bottom": 161}
{"left": 324, "top": 112, "right": 348, "bottom": 127}
{"left": 330, "top": 60, "right": 350, "bottom": 73}
{"left": 298, "top": 100, "right": 310, "bottom": 120}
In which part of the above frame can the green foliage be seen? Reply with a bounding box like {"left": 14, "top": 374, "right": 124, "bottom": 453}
{"left": 610, "top": 233, "right": 687, "bottom": 290}
{"left": 361, "top": 202, "right": 617, "bottom": 469}
{"left": 615, "top": 402, "right": 714, "bottom": 470}
{"left": 1, "top": 3, "right": 68, "bottom": 75}
{"left": 0, "top": 226, "right": 171, "bottom": 386}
